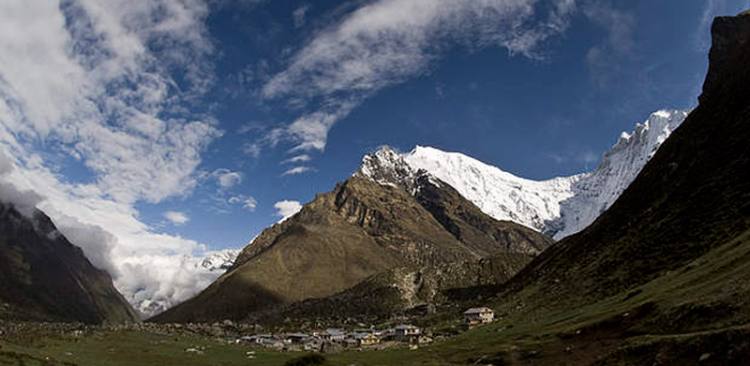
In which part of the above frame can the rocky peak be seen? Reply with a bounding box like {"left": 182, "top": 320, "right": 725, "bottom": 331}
{"left": 700, "top": 12, "right": 750, "bottom": 103}
{"left": 357, "top": 146, "right": 420, "bottom": 193}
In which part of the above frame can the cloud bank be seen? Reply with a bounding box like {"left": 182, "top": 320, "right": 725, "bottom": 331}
{"left": 0, "top": 0, "right": 230, "bottom": 317}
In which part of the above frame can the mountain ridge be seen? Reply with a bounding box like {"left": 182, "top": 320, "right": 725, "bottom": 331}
{"left": 400, "top": 109, "right": 688, "bottom": 240}
{"left": 152, "top": 152, "right": 552, "bottom": 323}
{"left": 0, "top": 202, "right": 139, "bottom": 324}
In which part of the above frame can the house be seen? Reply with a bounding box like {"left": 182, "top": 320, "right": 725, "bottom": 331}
{"left": 464, "top": 307, "right": 495, "bottom": 325}
{"left": 284, "top": 333, "right": 310, "bottom": 345}
{"left": 349, "top": 332, "right": 380, "bottom": 347}
{"left": 360, "top": 333, "right": 381, "bottom": 346}
{"left": 321, "top": 328, "right": 346, "bottom": 342}
{"left": 394, "top": 324, "right": 421, "bottom": 340}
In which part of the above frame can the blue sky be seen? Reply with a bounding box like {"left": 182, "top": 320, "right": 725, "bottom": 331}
{"left": 1, "top": 0, "right": 748, "bottom": 313}
{"left": 152, "top": 0, "right": 746, "bottom": 250}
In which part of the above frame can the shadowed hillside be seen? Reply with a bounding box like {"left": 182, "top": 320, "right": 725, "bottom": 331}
{"left": 0, "top": 203, "right": 138, "bottom": 324}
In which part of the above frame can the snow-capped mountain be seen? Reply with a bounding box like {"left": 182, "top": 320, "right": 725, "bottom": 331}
{"left": 403, "top": 148, "right": 581, "bottom": 234}
{"left": 548, "top": 110, "right": 687, "bottom": 239}
{"left": 364, "top": 109, "right": 688, "bottom": 240}
{"left": 197, "top": 249, "right": 240, "bottom": 272}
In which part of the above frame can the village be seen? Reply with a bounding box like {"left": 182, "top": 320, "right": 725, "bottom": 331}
{"left": 224, "top": 307, "right": 496, "bottom": 354}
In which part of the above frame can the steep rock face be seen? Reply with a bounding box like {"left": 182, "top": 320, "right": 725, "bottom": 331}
{"left": 499, "top": 13, "right": 750, "bottom": 331}
{"left": 153, "top": 154, "right": 551, "bottom": 323}
{"left": 402, "top": 110, "right": 687, "bottom": 240}
{"left": 700, "top": 12, "right": 750, "bottom": 104}
{"left": 0, "top": 203, "right": 138, "bottom": 323}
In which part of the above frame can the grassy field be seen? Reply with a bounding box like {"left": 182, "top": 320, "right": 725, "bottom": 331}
{"left": 0, "top": 331, "right": 294, "bottom": 366}
{"left": 2, "top": 314, "right": 748, "bottom": 366}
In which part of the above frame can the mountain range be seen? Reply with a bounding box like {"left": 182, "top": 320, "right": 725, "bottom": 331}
{"left": 152, "top": 147, "right": 552, "bottom": 323}
{"left": 153, "top": 106, "right": 687, "bottom": 322}
{"left": 400, "top": 109, "right": 687, "bottom": 239}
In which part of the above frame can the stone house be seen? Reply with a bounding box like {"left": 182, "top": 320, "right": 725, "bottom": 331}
{"left": 464, "top": 307, "right": 495, "bottom": 325}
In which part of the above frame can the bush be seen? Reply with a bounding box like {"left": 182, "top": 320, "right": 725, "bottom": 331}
{"left": 284, "top": 354, "right": 327, "bottom": 366}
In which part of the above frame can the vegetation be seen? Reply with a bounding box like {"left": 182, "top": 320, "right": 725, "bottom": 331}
{"left": 284, "top": 354, "right": 327, "bottom": 366}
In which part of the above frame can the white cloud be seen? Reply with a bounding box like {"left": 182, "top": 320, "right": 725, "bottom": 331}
{"left": 282, "top": 166, "right": 314, "bottom": 176}
{"left": 0, "top": 151, "right": 44, "bottom": 217}
{"left": 212, "top": 169, "right": 243, "bottom": 189}
{"left": 229, "top": 195, "right": 257, "bottom": 211}
{"left": 282, "top": 154, "right": 312, "bottom": 164}
{"left": 164, "top": 211, "right": 190, "bottom": 225}
{"left": 0, "top": 0, "right": 224, "bottom": 317}
{"left": 0, "top": 148, "right": 225, "bottom": 317}
{"left": 274, "top": 200, "right": 302, "bottom": 221}
{"left": 260, "top": 0, "right": 578, "bottom": 153}
{"left": 0, "top": 1, "right": 220, "bottom": 204}
{"left": 242, "top": 197, "right": 258, "bottom": 210}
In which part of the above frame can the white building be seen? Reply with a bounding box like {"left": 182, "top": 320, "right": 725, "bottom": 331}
{"left": 394, "top": 324, "right": 421, "bottom": 340}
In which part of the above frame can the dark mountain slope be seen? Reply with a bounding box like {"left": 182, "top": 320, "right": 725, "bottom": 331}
{"left": 0, "top": 203, "right": 138, "bottom": 324}
{"left": 153, "top": 152, "right": 551, "bottom": 323}
{"left": 392, "top": 13, "right": 750, "bottom": 365}
{"left": 303, "top": 13, "right": 750, "bottom": 366}
{"left": 500, "top": 14, "right": 750, "bottom": 317}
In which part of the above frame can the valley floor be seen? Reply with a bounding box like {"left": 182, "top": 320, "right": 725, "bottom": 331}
{"left": 2, "top": 319, "right": 748, "bottom": 366}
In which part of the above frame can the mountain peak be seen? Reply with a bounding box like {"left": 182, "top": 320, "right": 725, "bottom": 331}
{"left": 353, "top": 109, "right": 687, "bottom": 239}
{"left": 700, "top": 14, "right": 750, "bottom": 103}
{"left": 357, "top": 146, "right": 421, "bottom": 192}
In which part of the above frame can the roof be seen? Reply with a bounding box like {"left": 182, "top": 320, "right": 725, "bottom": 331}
{"left": 464, "top": 307, "right": 493, "bottom": 314}
{"left": 323, "top": 328, "right": 345, "bottom": 336}
{"left": 395, "top": 324, "right": 419, "bottom": 330}
{"left": 285, "top": 333, "right": 309, "bottom": 338}
{"left": 352, "top": 332, "right": 377, "bottom": 339}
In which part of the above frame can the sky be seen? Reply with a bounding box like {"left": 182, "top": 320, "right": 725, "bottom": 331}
{"left": 0, "top": 0, "right": 748, "bottom": 315}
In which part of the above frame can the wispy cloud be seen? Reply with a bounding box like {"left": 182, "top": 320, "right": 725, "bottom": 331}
{"left": 282, "top": 166, "right": 314, "bottom": 176}
{"left": 259, "top": 0, "right": 578, "bottom": 156}
{"left": 282, "top": 154, "right": 312, "bottom": 164}
{"left": 293, "top": 4, "right": 311, "bottom": 28}
{"left": 229, "top": 195, "right": 257, "bottom": 211}
{"left": 582, "top": 1, "right": 636, "bottom": 87}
